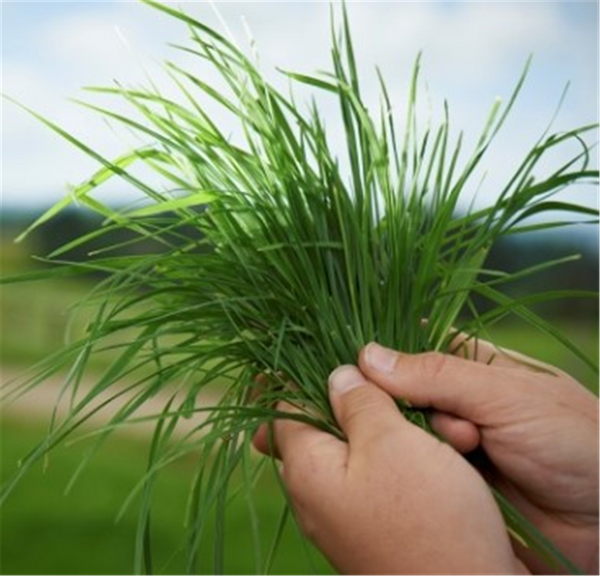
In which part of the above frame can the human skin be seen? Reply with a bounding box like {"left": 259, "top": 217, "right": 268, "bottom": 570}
{"left": 358, "top": 340, "right": 599, "bottom": 574}
{"left": 253, "top": 339, "right": 599, "bottom": 575}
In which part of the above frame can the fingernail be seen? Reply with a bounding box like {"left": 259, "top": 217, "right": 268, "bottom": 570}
{"left": 328, "top": 365, "right": 367, "bottom": 395}
{"left": 364, "top": 342, "right": 397, "bottom": 374}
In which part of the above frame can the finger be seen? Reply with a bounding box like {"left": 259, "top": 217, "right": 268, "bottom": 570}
{"left": 358, "top": 342, "right": 519, "bottom": 424}
{"left": 247, "top": 373, "right": 268, "bottom": 404}
{"left": 252, "top": 421, "right": 278, "bottom": 457}
{"left": 328, "top": 365, "right": 408, "bottom": 451}
{"left": 429, "top": 412, "right": 481, "bottom": 454}
{"left": 250, "top": 373, "right": 283, "bottom": 457}
{"left": 250, "top": 373, "right": 301, "bottom": 457}
{"left": 448, "top": 332, "right": 565, "bottom": 375}
{"left": 273, "top": 401, "right": 347, "bottom": 473}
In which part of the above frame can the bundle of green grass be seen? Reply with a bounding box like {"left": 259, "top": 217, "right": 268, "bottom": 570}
{"left": 3, "top": 1, "right": 598, "bottom": 573}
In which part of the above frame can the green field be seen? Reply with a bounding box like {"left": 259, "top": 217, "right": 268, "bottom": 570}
{"left": 2, "top": 273, "right": 597, "bottom": 390}
{"left": 0, "top": 259, "right": 336, "bottom": 574}
{"left": 0, "top": 415, "right": 334, "bottom": 575}
{"left": 1, "top": 250, "right": 598, "bottom": 574}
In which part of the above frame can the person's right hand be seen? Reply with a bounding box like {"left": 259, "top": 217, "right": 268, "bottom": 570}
{"left": 358, "top": 339, "right": 599, "bottom": 575}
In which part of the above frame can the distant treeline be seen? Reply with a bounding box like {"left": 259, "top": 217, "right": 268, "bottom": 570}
{"left": 1, "top": 207, "right": 598, "bottom": 320}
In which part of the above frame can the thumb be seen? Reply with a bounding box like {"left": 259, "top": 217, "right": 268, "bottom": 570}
{"left": 358, "top": 342, "right": 516, "bottom": 424}
{"left": 328, "top": 365, "right": 407, "bottom": 449}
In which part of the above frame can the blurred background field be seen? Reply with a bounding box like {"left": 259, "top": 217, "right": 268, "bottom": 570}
{"left": 1, "top": 209, "right": 598, "bottom": 575}
{"left": 0, "top": 414, "right": 333, "bottom": 575}
{"left": 1, "top": 212, "right": 340, "bottom": 575}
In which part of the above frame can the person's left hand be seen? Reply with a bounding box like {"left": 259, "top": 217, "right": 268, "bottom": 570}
{"left": 253, "top": 365, "right": 526, "bottom": 575}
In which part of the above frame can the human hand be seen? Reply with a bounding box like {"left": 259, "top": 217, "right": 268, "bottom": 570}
{"left": 358, "top": 340, "right": 599, "bottom": 574}
{"left": 254, "top": 365, "right": 526, "bottom": 575}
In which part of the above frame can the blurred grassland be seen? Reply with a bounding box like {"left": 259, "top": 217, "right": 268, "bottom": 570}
{"left": 2, "top": 273, "right": 595, "bottom": 388}
{"left": 0, "top": 415, "right": 334, "bottom": 575}
{"left": 0, "top": 234, "right": 597, "bottom": 575}
{"left": 2, "top": 235, "right": 598, "bottom": 390}
{"left": 0, "top": 239, "right": 335, "bottom": 574}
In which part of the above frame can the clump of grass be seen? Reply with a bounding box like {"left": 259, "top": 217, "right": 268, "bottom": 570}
{"left": 2, "top": 1, "right": 598, "bottom": 573}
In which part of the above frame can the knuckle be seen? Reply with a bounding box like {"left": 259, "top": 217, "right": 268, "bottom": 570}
{"left": 345, "top": 384, "right": 380, "bottom": 410}
{"left": 340, "top": 386, "right": 399, "bottom": 440}
{"left": 419, "top": 351, "right": 449, "bottom": 382}
{"left": 340, "top": 386, "right": 382, "bottom": 422}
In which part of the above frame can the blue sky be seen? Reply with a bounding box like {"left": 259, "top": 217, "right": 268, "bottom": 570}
{"left": 2, "top": 1, "right": 598, "bottom": 214}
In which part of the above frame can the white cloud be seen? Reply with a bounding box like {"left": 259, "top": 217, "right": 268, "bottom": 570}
{"left": 39, "top": 6, "right": 163, "bottom": 86}
{"left": 1, "top": 1, "right": 597, "bottom": 213}
{"left": 343, "top": 3, "right": 561, "bottom": 72}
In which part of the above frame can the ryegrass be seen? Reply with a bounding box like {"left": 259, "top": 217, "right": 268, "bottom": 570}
{"left": 1, "top": 1, "right": 598, "bottom": 573}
